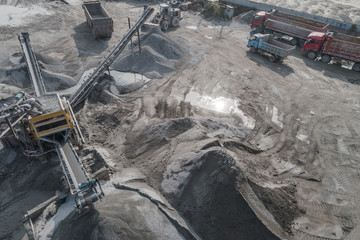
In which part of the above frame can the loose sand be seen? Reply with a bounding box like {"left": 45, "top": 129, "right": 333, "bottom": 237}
{"left": 253, "top": 0, "right": 360, "bottom": 24}
{"left": 2, "top": 0, "right": 360, "bottom": 240}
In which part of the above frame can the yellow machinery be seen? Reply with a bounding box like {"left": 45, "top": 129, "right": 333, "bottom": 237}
{"left": 28, "top": 110, "right": 74, "bottom": 140}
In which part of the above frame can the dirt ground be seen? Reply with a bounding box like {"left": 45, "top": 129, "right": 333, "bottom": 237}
{"left": 1, "top": 0, "right": 360, "bottom": 240}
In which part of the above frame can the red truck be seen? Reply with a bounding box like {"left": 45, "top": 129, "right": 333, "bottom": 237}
{"left": 302, "top": 31, "right": 360, "bottom": 72}
{"left": 251, "top": 10, "right": 330, "bottom": 46}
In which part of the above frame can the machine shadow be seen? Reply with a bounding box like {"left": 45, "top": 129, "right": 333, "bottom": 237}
{"left": 299, "top": 52, "right": 360, "bottom": 85}
{"left": 72, "top": 22, "right": 109, "bottom": 57}
{"left": 246, "top": 51, "right": 295, "bottom": 77}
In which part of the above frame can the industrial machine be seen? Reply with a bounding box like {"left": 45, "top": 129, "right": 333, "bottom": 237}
{"left": 151, "top": 4, "right": 182, "bottom": 31}
{"left": 247, "top": 33, "right": 296, "bottom": 62}
{"left": 82, "top": 1, "right": 113, "bottom": 39}
{"left": 302, "top": 31, "right": 360, "bottom": 71}
{"left": 179, "top": 0, "right": 204, "bottom": 12}
{"left": 1, "top": 7, "right": 155, "bottom": 239}
{"left": 251, "top": 10, "right": 330, "bottom": 46}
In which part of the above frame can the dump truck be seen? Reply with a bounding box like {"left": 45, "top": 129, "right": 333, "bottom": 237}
{"left": 82, "top": 1, "right": 113, "bottom": 38}
{"left": 302, "top": 31, "right": 360, "bottom": 71}
{"left": 251, "top": 10, "right": 330, "bottom": 46}
{"left": 247, "top": 33, "right": 296, "bottom": 62}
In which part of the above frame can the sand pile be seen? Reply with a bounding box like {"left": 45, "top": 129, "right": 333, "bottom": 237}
{"left": 0, "top": 1, "right": 53, "bottom": 27}
{"left": 46, "top": 170, "right": 199, "bottom": 240}
{"left": 112, "top": 27, "right": 189, "bottom": 79}
{"left": 0, "top": 148, "right": 65, "bottom": 240}
{"left": 252, "top": 0, "right": 360, "bottom": 24}
{"left": 164, "top": 150, "right": 281, "bottom": 240}
{"left": 0, "top": 51, "right": 77, "bottom": 93}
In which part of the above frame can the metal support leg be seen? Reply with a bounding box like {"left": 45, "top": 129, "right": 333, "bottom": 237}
{"left": 5, "top": 117, "right": 27, "bottom": 159}
{"left": 128, "top": 18, "right": 133, "bottom": 52}
{"left": 137, "top": 28, "right": 141, "bottom": 53}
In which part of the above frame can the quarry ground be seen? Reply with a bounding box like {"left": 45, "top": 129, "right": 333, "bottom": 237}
{"left": 1, "top": 0, "right": 360, "bottom": 240}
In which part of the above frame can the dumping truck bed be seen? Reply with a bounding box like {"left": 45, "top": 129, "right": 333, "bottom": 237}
{"left": 264, "top": 18, "right": 327, "bottom": 41}
{"left": 303, "top": 31, "right": 360, "bottom": 71}
{"left": 251, "top": 10, "right": 330, "bottom": 46}
{"left": 260, "top": 35, "right": 296, "bottom": 58}
{"left": 271, "top": 10, "right": 328, "bottom": 29}
{"left": 247, "top": 34, "right": 296, "bottom": 61}
{"left": 82, "top": 1, "right": 113, "bottom": 38}
{"left": 323, "top": 32, "right": 360, "bottom": 63}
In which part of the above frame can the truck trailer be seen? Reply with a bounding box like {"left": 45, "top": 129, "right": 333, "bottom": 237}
{"left": 251, "top": 10, "right": 330, "bottom": 46}
{"left": 247, "top": 33, "right": 296, "bottom": 62}
{"left": 82, "top": 1, "right": 113, "bottom": 39}
{"left": 302, "top": 31, "right": 360, "bottom": 72}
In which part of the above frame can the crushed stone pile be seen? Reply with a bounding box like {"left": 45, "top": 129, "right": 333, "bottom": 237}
{"left": 112, "top": 27, "right": 189, "bottom": 79}
{"left": 0, "top": 51, "right": 77, "bottom": 93}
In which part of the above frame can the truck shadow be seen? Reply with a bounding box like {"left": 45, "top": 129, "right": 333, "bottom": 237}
{"left": 245, "top": 51, "right": 294, "bottom": 77}
{"left": 72, "top": 22, "right": 109, "bottom": 57}
{"left": 299, "top": 52, "right": 360, "bottom": 85}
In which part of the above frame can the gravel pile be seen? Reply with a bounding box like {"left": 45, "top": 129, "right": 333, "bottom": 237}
{"left": 112, "top": 27, "right": 189, "bottom": 79}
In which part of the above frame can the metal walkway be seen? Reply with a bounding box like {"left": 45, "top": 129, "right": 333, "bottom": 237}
{"left": 69, "top": 6, "right": 154, "bottom": 108}
{"left": 18, "top": 32, "right": 46, "bottom": 97}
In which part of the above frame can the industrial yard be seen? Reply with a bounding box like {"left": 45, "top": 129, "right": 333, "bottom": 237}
{"left": 1, "top": 0, "right": 360, "bottom": 240}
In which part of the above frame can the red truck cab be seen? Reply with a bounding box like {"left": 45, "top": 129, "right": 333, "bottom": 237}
{"left": 302, "top": 31, "right": 326, "bottom": 59}
{"left": 251, "top": 11, "right": 267, "bottom": 29}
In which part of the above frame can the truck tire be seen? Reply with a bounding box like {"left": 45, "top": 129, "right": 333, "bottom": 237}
{"left": 161, "top": 20, "right": 169, "bottom": 31}
{"left": 299, "top": 39, "right": 306, "bottom": 48}
{"left": 269, "top": 55, "right": 277, "bottom": 62}
{"left": 290, "top": 38, "right": 298, "bottom": 46}
{"left": 250, "top": 47, "right": 257, "bottom": 53}
{"left": 352, "top": 63, "right": 360, "bottom": 72}
{"left": 307, "top": 51, "right": 317, "bottom": 59}
{"left": 321, "top": 54, "right": 331, "bottom": 63}
{"left": 276, "top": 56, "right": 283, "bottom": 62}
{"left": 171, "top": 17, "right": 180, "bottom": 27}
{"left": 252, "top": 27, "right": 262, "bottom": 34}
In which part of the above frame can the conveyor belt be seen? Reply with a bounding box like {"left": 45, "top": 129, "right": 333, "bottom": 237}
{"left": 15, "top": 7, "right": 151, "bottom": 209}
{"left": 17, "top": 32, "right": 99, "bottom": 207}
{"left": 18, "top": 32, "right": 46, "bottom": 97}
{"left": 69, "top": 6, "right": 154, "bottom": 108}
{"left": 56, "top": 142, "right": 87, "bottom": 194}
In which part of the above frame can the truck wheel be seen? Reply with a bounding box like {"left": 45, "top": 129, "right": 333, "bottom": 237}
{"left": 171, "top": 17, "right": 180, "bottom": 27}
{"left": 321, "top": 54, "right": 331, "bottom": 63}
{"left": 252, "top": 27, "right": 262, "bottom": 34}
{"left": 299, "top": 39, "right": 306, "bottom": 48}
{"left": 290, "top": 38, "right": 298, "bottom": 46}
{"left": 269, "top": 55, "right": 276, "bottom": 62}
{"left": 276, "top": 56, "right": 283, "bottom": 62}
{"left": 250, "top": 47, "right": 257, "bottom": 53}
{"left": 161, "top": 21, "right": 169, "bottom": 31}
{"left": 307, "top": 51, "right": 317, "bottom": 59}
{"left": 352, "top": 63, "right": 360, "bottom": 72}
{"left": 191, "top": 3, "right": 202, "bottom": 12}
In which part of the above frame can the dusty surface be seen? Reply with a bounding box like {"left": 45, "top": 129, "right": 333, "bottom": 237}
{"left": 2, "top": 0, "right": 360, "bottom": 240}
{"left": 253, "top": 0, "right": 360, "bottom": 24}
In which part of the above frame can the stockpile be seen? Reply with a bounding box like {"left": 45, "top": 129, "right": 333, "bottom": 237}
{"left": 112, "top": 27, "right": 189, "bottom": 79}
